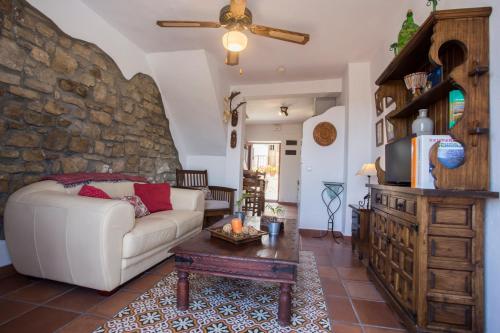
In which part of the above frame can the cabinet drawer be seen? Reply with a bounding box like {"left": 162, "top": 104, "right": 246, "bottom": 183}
{"left": 428, "top": 301, "right": 472, "bottom": 331}
{"left": 429, "top": 269, "right": 472, "bottom": 296}
{"left": 429, "top": 236, "right": 472, "bottom": 264}
{"left": 389, "top": 195, "right": 416, "bottom": 216}
{"left": 373, "top": 190, "right": 388, "bottom": 207}
{"left": 431, "top": 204, "right": 472, "bottom": 229}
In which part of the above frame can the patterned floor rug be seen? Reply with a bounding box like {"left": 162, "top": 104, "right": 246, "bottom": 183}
{"left": 94, "top": 251, "right": 331, "bottom": 333}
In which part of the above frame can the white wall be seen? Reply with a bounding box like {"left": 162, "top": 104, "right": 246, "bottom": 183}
{"left": 344, "top": 63, "right": 374, "bottom": 236}
{"left": 185, "top": 155, "right": 227, "bottom": 187}
{"left": 246, "top": 123, "right": 303, "bottom": 203}
{"left": 369, "top": 2, "right": 499, "bottom": 331}
{"left": 147, "top": 50, "right": 227, "bottom": 165}
{"left": 28, "top": 0, "right": 152, "bottom": 79}
{"left": 299, "top": 106, "right": 346, "bottom": 231}
{"left": 225, "top": 103, "right": 247, "bottom": 204}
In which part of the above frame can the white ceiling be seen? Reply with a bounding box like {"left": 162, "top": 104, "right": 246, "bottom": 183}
{"left": 246, "top": 97, "right": 314, "bottom": 124}
{"left": 82, "top": 0, "right": 405, "bottom": 84}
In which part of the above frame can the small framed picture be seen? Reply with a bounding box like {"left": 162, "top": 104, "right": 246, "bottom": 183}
{"left": 376, "top": 119, "right": 384, "bottom": 147}
{"left": 385, "top": 117, "right": 396, "bottom": 143}
{"left": 375, "top": 88, "right": 384, "bottom": 116}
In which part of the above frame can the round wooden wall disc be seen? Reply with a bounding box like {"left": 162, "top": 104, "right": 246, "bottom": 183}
{"left": 313, "top": 122, "right": 337, "bottom": 146}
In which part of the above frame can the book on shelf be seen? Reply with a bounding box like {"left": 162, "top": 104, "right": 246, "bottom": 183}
{"left": 449, "top": 89, "right": 465, "bottom": 128}
{"left": 411, "top": 135, "right": 453, "bottom": 189}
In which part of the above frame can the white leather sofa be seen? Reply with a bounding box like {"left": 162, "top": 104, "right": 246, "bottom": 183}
{"left": 4, "top": 180, "right": 204, "bottom": 292}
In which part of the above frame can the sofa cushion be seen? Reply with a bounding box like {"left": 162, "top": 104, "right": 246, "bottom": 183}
{"left": 119, "top": 195, "right": 150, "bottom": 218}
{"left": 78, "top": 185, "right": 111, "bottom": 199}
{"left": 134, "top": 183, "right": 172, "bottom": 213}
{"left": 122, "top": 214, "right": 177, "bottom": 259}
{"left": 205, "top": 200, "right": 230, "bottom": 210}
{"left": 149, "top": 210, "right": 203, "bottom": 238}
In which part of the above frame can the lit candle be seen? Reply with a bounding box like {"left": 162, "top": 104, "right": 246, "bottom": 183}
{"left": 231, "top": 218, "right": 243, "bottom": 234}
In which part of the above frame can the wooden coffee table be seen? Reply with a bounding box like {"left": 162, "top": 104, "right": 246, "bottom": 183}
{"left": 172, "top": 216, "right": 299, "bottom": 326}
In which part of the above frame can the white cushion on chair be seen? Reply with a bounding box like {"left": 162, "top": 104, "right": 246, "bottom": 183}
{"left": 205, "top": 200, "right": 230, "bottom": 210}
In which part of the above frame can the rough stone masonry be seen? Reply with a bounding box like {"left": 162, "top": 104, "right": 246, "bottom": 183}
{"left": 0, "top": 0, "right": 182, "bottom": 238}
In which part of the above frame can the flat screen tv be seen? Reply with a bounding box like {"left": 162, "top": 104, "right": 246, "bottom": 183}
{"left": 385, "top": 136, "right": 413, "bottom": 185}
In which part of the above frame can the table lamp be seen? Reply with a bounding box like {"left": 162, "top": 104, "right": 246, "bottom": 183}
{"left": 356, "top": 163, "right": 377, "bottom": 208}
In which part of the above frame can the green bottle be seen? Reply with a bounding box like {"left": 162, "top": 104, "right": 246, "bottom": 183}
{"left": 398, "top": 10, "right": 419, "bottom": 51}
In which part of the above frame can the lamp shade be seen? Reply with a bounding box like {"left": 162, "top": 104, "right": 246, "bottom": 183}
{"left": 222, "top": 30, "right": 248, "bottom": 52}
{"left": 356, "top": 163, "right": 377, "bottom": 176}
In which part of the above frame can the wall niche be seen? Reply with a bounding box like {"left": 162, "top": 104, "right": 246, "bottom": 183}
{"left": 0, "top": 0, "right": 182, "bottom": 237}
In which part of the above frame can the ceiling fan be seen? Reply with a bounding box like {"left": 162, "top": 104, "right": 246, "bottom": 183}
{"left": 156, "top": 0, "right": 310, "bottom": 66}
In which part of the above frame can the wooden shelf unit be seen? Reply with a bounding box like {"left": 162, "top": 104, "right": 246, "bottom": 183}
{"left": 375, "top": 7, "right": 492, "bottom": 191}
{"left": 370, "top": 7, "right": 497, "bottom": 333}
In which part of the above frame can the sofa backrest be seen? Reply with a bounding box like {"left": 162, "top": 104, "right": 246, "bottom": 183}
{"left": 12, "top": 180, "right": 144, "bottom": 200}
{"left": 64, "top": 181, "right": 140, "bottom": 198}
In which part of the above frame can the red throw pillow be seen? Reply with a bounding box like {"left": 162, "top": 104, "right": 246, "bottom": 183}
{"left": 134, "top": 183, "right": 172, "bottom": 213}
{"left": 78, "top": 185, "right": 111, "bottom": 199}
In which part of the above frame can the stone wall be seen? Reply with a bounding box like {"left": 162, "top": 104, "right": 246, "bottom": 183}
{"left": 0, "top": 0, "right": 182, "bottom": 238}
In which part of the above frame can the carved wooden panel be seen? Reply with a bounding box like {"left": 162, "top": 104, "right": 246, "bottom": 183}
{"left": 386, "top": 216, "right": 417, "bottom": 314}
{"left": 428, "top": 16, "right": 491, "bottom": 190}
{"left": 370, "top": 210, "right": 389, "bottom": 281}
{"left": 428, "top": 269, "right": 472, "bottom": 296}
{"left": 427, "top": 301, "right": 473, "bottom": 331}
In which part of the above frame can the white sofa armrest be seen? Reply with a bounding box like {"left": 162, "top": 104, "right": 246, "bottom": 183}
{"left": 4, "top": 190, "right": 134, "bottom": 291}
{"left": 171, "top": 188, "right": 205, "bottom": 212}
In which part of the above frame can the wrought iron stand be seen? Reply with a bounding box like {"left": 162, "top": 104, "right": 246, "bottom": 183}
{"left": 315, "top": 181, "right": 345, "bottom": 243}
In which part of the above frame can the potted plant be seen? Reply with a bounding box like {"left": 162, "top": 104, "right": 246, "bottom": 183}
{"left": 265, "top": 204, "right": 284, "bottom": 236}
{"left": 234, "top": 192, "right": 251, "bottom": 222}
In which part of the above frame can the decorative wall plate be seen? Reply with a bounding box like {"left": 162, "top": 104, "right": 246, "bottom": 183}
{"left": 313, "top": 122, "right": 337, "bottom": 146}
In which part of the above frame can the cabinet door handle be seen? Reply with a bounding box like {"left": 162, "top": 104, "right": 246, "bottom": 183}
{"left": 430, "top": 239, "right": 437, "bottom": 256}
{"left": 375, "top": 194, "right": 382, "bottom": 204}
{"left": 396, "top": 200, "right": 405, "bottom": 211}
{"left": 430, "top": 272, "right": 436, "bottom": 289}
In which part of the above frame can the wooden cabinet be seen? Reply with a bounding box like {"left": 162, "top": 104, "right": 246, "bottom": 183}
{"left": 368, "top": 185, "right": 497, "bottom": 333}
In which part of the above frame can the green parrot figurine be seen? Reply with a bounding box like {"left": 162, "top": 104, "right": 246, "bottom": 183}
{"left": 398, "top": 10, "right": 420, "bottom": 51}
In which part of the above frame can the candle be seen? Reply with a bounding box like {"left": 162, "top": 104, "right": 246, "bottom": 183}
{"left": 231, "top": 218, "right": 243, "bottom": 234}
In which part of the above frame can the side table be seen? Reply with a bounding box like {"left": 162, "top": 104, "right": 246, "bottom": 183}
{"left": 348, "top": 204, "right": 370, "bottom": 260}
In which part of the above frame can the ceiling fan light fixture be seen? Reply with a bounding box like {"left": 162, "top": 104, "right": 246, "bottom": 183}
{"left": 222, "top": 30, "right": 248, "bottom": 52}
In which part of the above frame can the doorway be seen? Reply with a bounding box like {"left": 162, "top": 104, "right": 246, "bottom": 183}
{"left": 247, "top": 143, "right": 280, "bottom": 201}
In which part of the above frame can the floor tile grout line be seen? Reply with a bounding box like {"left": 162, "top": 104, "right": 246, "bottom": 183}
{"left": 53, "top": 313, "right": 104, "bottom": 333}
{"left": 337, "top": 268, "right": 366, "bottom": 332}
{"left": 0, "top": 304, "right": 41, "bottom": 327}
{"left": 362, "top": 323, "right": 407, "bottom": 332}
{"left": 0, "top": 279, "right": 40, "bottom": 298}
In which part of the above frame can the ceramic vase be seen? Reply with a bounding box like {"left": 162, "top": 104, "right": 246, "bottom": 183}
{"left": 412, "top": 109, "right": 434, "bottom": 135}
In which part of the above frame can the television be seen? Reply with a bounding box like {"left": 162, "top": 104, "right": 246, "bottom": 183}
{"left": 385, "top": 136, "right": 413, "bottom": 185}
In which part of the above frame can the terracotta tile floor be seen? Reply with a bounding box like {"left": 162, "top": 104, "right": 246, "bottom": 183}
{"left": 0, "top": 204, "right": 408, "bottom": 332}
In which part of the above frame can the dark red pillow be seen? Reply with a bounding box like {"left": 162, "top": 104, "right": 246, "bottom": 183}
{"left": 78, "top": 185, "right": 111, "bottom": 199}
{"left": 133, "top": 183, "right": 172, "bottom": 213}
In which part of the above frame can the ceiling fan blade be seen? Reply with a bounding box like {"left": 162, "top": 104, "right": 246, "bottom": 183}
{"left": 249, "top": 25, "right": 310, "bottom": 45}
{"left": 156, "top": 21, "right": 221, "bottom": 28}
{"left": 230, "top": 0, "right": 247, "bottom": 18}
{"left": 225, "top": 51, "right": 239, "bottom": 66}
